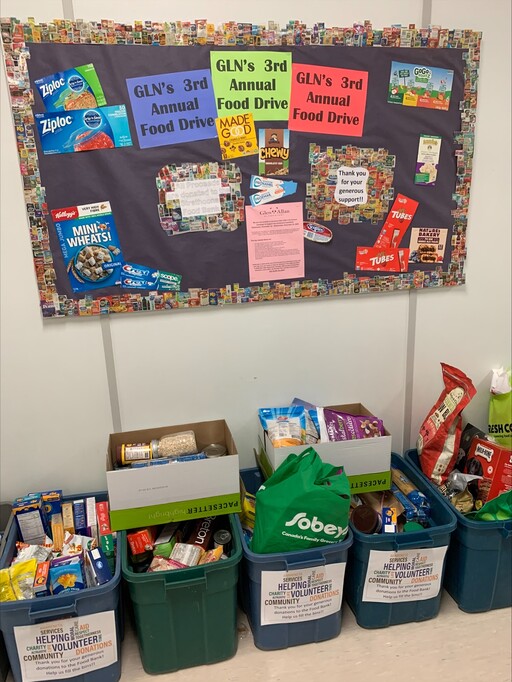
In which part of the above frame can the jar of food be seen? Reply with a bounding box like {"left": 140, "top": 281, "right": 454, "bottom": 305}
{"left": 116, "top": 441, "right": 160, "bottom": 467}
{"left": 115, "top": 430, "right": 198, "bottom": 467}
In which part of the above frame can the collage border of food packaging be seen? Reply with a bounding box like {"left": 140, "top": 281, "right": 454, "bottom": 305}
{"left": 1, "top": 18, "right": 481, "bottom": 318}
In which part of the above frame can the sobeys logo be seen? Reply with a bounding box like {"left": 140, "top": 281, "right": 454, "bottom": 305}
{"left": 413, "top": 66, "right": 432, "bottom": 83}
{"left": 284, "top": 512, "right": 346, "bottom": 539}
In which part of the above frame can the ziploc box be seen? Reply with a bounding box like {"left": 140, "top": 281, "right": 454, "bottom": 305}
{"left": 259, "top": 403, "right": 392, "bottom": 493}
{"left": 51, "top": 201, "right": 124, "bottom": 293}
{"left": 35, "top": 105, "right": 132, "bottom": 155}
{"left": 106, "top": 420, "right": 241, "bottom": 531}
{"left": 34, "top": 64, "right": 107, "bottom": 111}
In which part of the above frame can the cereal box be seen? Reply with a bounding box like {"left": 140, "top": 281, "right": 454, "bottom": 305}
{"left": 51, "top": 201, "right": 124, "bottom": 293}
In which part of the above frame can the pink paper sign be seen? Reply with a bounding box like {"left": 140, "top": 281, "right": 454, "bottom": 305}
{"left": 289, "top": 63, "right": 368, "bottom": 136}
{"left": 246, "top": 202, "right": 305, "bottom": 282}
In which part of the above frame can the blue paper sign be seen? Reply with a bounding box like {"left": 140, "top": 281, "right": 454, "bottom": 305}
{"left": 126, "top": 69, "right": 218, "bottom": 148}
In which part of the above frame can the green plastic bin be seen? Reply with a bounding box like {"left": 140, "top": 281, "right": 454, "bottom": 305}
{"left": 121, "top": 514, "right": 242, "bottom": 674}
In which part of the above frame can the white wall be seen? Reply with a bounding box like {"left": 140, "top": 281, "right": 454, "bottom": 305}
{"left": 1, "top": 0, "right": 510, "bottom": 501}
{"left": 410, "top": 0, "right": 512, "bottom": 439}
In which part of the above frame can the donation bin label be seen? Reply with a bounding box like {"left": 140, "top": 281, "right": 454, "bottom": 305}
{"left": 362, "top": 547, "right": 448, "bottom": 603}
{"left": 260, "top": 563, "right": 345, "bottom": 625}
{"left": 14, "top": 610, "right": 117, "bottom": 681}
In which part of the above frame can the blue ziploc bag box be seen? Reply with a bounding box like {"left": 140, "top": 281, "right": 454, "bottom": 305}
{"left": 51, "top": 201, "right": 124, "bottom": 293}
{"left": 35, "top": 105, "right": 132, "bottom": 155}
{"left": 34, "top": 63, "right": 107, "bottom": 111}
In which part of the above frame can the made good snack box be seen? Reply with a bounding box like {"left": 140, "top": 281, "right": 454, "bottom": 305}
{"left": 258, "top": 403, "right": 392, "bottom": 493}
{"left": 106, "top": 420, "right": 240, "bottom": 531}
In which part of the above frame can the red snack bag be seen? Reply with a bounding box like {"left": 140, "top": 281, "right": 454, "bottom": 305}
{"left": 417, "top": 363, "right": 476, "bottom": 485}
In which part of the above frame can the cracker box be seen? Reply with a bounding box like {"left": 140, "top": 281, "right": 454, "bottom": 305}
{"left": 465, "top": 438, "right": 512, "bottom": 504}
{"left": 85, "top": 547, "right": 113, "bottom": 587}
{"left": 127, "top": 527, "right": 158, "bottom": 556}
{"left": 12, "top": 495, "right": 49, "bottom": 545}
{"left": 33, "top": 561, "right": 50, "bottom": 598}
{"left": 106, "top": 419, "right": 241, "bottom": 531}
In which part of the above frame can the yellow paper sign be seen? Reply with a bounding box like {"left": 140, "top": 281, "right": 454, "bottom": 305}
{"left": 216, "top": 112, "right": 258, "bottom": 159}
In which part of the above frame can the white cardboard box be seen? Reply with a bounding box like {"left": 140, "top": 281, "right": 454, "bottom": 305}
{"left": 260, "top": 403, "right": 392, "bottom": 492}
{"left": 106, "top": 420, "right": 240, "bottom": 531}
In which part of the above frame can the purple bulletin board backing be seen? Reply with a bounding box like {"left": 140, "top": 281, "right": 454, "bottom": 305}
{"left": 1, "top": 19, "right": 480, "bottom": 318}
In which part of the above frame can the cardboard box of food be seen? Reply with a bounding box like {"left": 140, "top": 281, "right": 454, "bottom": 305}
{"left": 106, "top": 420, "right": 241, "bottom": 531}
{"left": 259, "top": 403, "right": 392, "bottom": 493}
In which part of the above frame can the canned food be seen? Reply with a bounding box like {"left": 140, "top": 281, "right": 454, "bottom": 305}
{"left": 213, "top": 529, "right": 232, "bottom": 555}
{"left": 203, "top": 443, "right": 227, "bottom": 458}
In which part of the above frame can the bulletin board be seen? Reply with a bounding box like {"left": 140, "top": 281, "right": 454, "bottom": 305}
{"left": 1, "top": 19, "right": 481, "bottom": 317}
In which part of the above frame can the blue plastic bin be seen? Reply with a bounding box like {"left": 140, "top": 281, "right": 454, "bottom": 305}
{"left": 237, "top": 467, "right": 353, "bottom": 650}
{"left": 404, "top": 449, "right": 512, "bottom": 612}
{"left": 0, "top": 506, "right": 12, "bottom": 682}
{"left": 0, "top": 492, "right": 122, "bottom": 682}
{"left": 344, "top": 453, "right": 457, "bottom": 628}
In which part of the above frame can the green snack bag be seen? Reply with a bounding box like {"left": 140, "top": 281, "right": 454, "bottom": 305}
{"left": 471, "top": 491, "right": 512, "bottom": 522}
{"left": 251, "top": 447, "right": 350, "bottom": 554}
{"left": 488, "top": 366, "right": 512, "bottom": 448}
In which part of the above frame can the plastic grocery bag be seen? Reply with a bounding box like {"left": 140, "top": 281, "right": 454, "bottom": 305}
{"left": 488, "top": 367, "right": 512, "bottom": 448}
{"left": 251, "top": 447, "right": 350, "bottom": 554}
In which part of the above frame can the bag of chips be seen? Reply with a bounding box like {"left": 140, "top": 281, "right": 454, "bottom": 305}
{"left": 417, "top": 363, "right": 476, "bottom": 485}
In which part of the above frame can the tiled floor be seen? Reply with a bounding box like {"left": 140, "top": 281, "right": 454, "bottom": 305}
{"left": 116, "top": 597, "right": 511, "bottom": 682}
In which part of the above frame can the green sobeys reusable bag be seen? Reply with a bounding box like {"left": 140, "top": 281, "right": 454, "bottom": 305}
{"left": 251, "top": 447, "right": 351, "bottom": 554}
